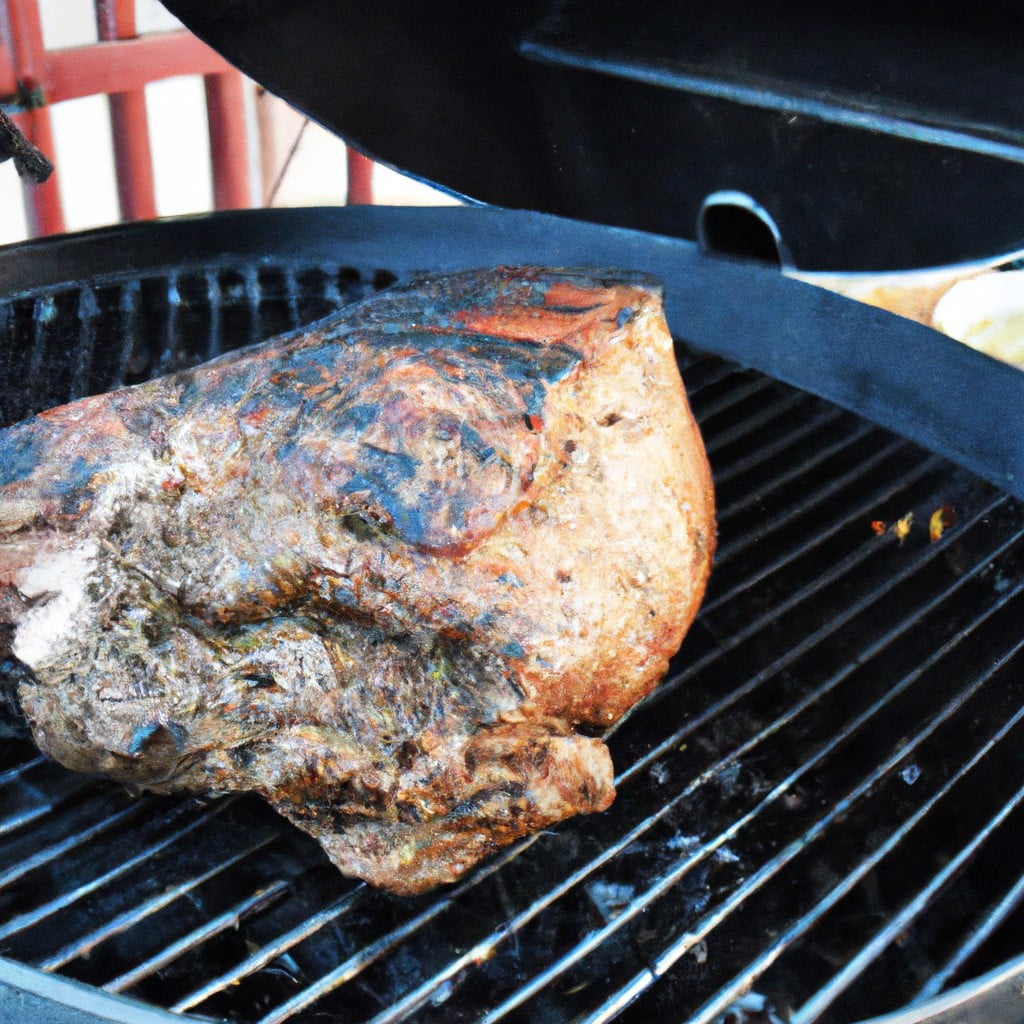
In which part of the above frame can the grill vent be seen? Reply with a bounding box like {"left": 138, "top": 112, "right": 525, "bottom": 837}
{"left": 0, "top": 258, "right": 1022, "bottom": 1024}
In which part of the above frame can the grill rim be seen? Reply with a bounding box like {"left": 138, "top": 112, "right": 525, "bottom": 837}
{"left": 7, "top": 946, "right": 1023, "bottom": 1024}
{"left": 859, "top": 951, "right": 1024, "bottom": 1024}
{"left": 0, "top": 954, "right": 192, "bottom": 1024}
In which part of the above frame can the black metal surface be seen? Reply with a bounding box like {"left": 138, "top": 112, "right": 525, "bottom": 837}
{"left": 1, "top": 208, "right": 1024, "bottom": 1023}
{"left": 2, "top": 207, "right": 1021, "bottom": 500}
{"left": 159, "top": 0, "right": 1024, "bottom": 270}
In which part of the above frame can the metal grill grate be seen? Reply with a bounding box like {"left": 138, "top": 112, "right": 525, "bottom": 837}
{"left": 0, "top": 256, "right": 1022, "bottom": 1024}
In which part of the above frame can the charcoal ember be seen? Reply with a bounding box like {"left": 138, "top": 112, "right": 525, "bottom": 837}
{"left": 0, "top": 267, "right": 714, "bottom": 894}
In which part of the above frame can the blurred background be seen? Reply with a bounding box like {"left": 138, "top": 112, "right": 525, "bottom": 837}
{"left": 0, "top": 0, "right": 459, "bottom": 247}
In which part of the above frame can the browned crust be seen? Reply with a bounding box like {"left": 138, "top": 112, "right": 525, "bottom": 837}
{"left": 0, "top": 267, "right": 715, "bottom": 893}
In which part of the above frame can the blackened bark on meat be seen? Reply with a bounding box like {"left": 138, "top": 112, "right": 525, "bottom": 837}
{"left": 0, "top": 621, "right": 31, "bottom": 739}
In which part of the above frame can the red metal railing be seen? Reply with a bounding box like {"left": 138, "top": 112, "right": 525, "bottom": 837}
{"left": 0, "top": 0, "right": 375, "bottom": 236}
{"left": 346, "top": 148, "right": 374, "bottom": 207}
{"left": 95, "top": 0, "right": 158, "bottom": 222}
{"left": 2, "top": 0, "right": 62, "bottom": 234}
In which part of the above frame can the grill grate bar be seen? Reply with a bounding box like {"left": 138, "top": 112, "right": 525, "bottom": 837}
{"left": 3, "top": 249, "right": 1022, "bottom": 1024}
{"left": 481, "top": 538, "right": 1024, "bottom": 1023}
{"left": 715, "top": 419, "right": 878, "bottom": 523}
{"left": 72, "top": 284, "right": 99, "bottom": 401}
{"left": 377, "top": 759, "right": 750, "bottom": 1024}
{"left": 320, "top": 264, "right": 343, "bottom": 309}
{"left": 253, "top": 837, "right": 546, "bottom": 1024}
{"left": 284, "top": 266, "right": 301, "bottom": 329}
{"left": 206, "top": 269, "right": 222, "bottom": 361}
{"left": 0, "top": 798, "right": 233, "bottom": 941}
{"left": 585, "top": 973, "right": 653, "bottom": 1024}
{"left": 103, "top": 879, "right": 290, "bottom": 995}
{"left": 791, "top": 765, "right": 1024, "bottom": 1024}
{"left": 0, "top": 796, "right": 148, "bottom": 890}
{"left": 674, "top": 356, "right": 739, "bottom": 396}
{"left": 244, "top": 267, "right": 262, "bottom": 347}
{"left": 0, "top": 802, "right": 53, "bottom": 838}
{"left": 113, "top": 280, "right": 141, "bottom": 388}
{"left": 160, "top": 271, "right": 181, "bottom": 377}
{"left": 710, "top": 404, "right": 844, "bottom": 486}
{"left": 24, "top": 298, "right": 48, "bottom": 415}
{"left": 0, "top": 301, "right": 9, "bottom": 406}
{"left": 703, "top": 390, "right": 808, "bottom": 456}
{"left": 37, "top": 832, "right": 279, "bottom": 971}
{"left": 0, "top": 755, "right": 46, "bottom": 787}
{"left": 0, "top": 773, "right": 97, "bottom": 838}
{"left": 256, "top": 899, "right": 459, "bottom": 1024}
{"left": 370, "top": 791, "right": 738, "bottom": 1024}
{"left": 171, "top": 884, "right": 368, "bottom": 1014}
{"left": 678, "top": 619, "right": 1024, "bottom": 1024}
{"left": 688, "top": 374, "right": 774, "bottom": 419}
{"left": 361, "top": 508, "right": 1021, "bottom": 1024}
{"left": 699, "top": 451, "right": 942, "bottom": 616}
{"left": 582, "top": 578, "right": 1024, "bottom": 1024}
{"left": 612, "top": 481, "right": 1001, "bottom": 776}
{"left": 713, "top": 436, "right": 913, "bottom": 566}
{"left": 659, "top": 577, "right": 1024, "bottom": 981}
{"left": 912, "top": 866, "right": 1024, "bottom": 1004}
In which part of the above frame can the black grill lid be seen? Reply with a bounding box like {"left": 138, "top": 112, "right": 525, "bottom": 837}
{"left": 159, "top": 0, "right": 1024, "bottom": 270}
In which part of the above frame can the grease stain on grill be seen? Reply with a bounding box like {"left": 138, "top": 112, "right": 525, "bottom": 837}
{"left": 2, "top": 254, "right": 1024, "bottom": 1024}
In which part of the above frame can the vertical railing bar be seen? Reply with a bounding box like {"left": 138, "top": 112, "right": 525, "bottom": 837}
{"left": 95, "top": 0, "right": 158, "bottom": 222}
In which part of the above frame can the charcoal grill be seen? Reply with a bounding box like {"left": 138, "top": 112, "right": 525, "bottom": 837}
{"left": 3, "top": 2, "right": 1024, "bottom": 1022}
{"left": 1, "top": 206, "right": 1024, "bottom": 1024}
